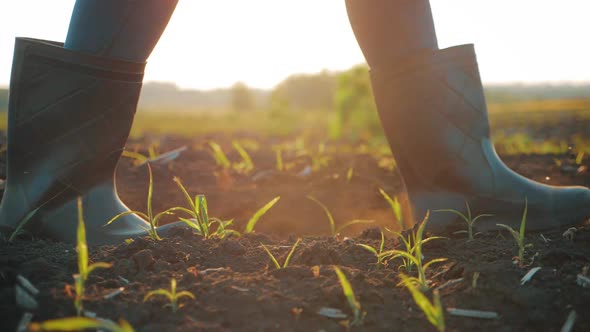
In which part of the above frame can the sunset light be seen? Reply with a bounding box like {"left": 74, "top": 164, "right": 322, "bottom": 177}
{"left": 1, "top": 0, "right": 589, "bottom": 89}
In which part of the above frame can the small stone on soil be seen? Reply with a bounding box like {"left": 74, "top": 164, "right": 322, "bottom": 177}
{"left": 132, "top": 249, "right": 155, "bottom": 271}
{"left": 221, "top": 239, "right": 246, "bottom": 256}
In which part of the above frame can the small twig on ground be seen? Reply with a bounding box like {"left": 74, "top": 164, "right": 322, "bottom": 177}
{"left": 104, "top": 287, "right": 125, "bottom": 300}
{"left": 560, "top": 310, "right": 577, "bottom": 332}
{"left": 520, "top": 267, "right": 542, "bottom": 285}
{"left": 447, "top": 308, "right": 499, "bottom": 320}
{"left": 435, "top": 278, "right": 464, "bottom": 291}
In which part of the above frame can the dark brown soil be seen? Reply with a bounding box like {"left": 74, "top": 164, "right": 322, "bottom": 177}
{"left": 1, "top": 132, "right": 589, "bottom": 332}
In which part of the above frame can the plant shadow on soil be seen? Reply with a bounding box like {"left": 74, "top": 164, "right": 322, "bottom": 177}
{"left": 0, "top": 133, "right": 589, "bottom": 331}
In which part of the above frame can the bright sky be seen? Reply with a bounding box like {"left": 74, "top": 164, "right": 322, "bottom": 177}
{"left": 1, "top": 0, "right": 589, "bottom": 89}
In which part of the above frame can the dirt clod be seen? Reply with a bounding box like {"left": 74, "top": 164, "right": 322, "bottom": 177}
{"left": 132, "top": 249, "right": 155, "bottom": 271}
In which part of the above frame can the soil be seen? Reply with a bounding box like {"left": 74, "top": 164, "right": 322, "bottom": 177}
{"left": 0, "top": 131, "right": 589, "bottom": 332}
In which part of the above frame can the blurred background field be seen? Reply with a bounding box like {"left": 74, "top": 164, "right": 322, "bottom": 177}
{"left": 0, "top": 65, "right": 589, "bottom": 156}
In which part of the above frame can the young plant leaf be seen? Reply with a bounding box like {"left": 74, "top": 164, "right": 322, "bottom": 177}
{"left": 29, "top": 317, "right": 135, "bottom": 332}
{"left": 306, "top": 196, "right": 336, "bottom": 236}
{"left": 379, "top": 189, "right": 403, "bottom": 230}
{"left": 244, "top": 196, "right": 281, "bottom": 233}
{"left": 333, "top": 266, "right": 364, "bottom": 326}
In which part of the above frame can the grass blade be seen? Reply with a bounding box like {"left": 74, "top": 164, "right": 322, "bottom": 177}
{"left": 29, "top": 317, "right": 135, "bottom": 332}
{"left": 209, "top": 141, "right": 231, "bottom": 169}
{"left": 306, "top": 196, "right": 335, "bottom": 236}
{"left": 8, "top": 207, "right": 41, "bottom": 242}
{"left": 173, "top": 177, "right": 195, "bottom": 210}
{"left": 283, "top": 238, "right": 302, "bottom": 268}
{"left": 105, "top": 211, "right": 149, "bottom": 226}
{"left": 176, "top": 291, "right": 196, "bottom": 300}
{"left": 144, "top": 289, "right": 173, "bottom": 303}
{"left": 357, "top": 244, "right": 378, "bottom": 256}
{"left": 379, "top": 189, "right": 403, "bottom": 229}
{"left": 244, "top": 196, "right": 281, "bottom": 233}
{"left": 261, "top": 243, "right": 282, "bottom": 269}
{"left": 233, "top": 140, "right": 254, "bottom": 172}
{"left": 519, "top": 198, "right": 528, "bottom": 240}
{"left": 76, "top": 198, "right": 88, "bottom": 278}
{"left": 146, "top": 163, "right": 154, "bottom": 226}
{"left": 400, "top": 274, "right": 445, "bottom": 332}
{"left": 333, "top": 266, "right": 363, "bottom": 325}
{"left": 336, "top": 219, "right": 374, "bottom": 234}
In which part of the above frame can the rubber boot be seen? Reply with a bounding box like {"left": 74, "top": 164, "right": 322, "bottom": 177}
{"left": 0, "top": 38, "right": 181, "bottom": 245}
{"left": 370, "top": 45, "right": 590, "bottom": 233}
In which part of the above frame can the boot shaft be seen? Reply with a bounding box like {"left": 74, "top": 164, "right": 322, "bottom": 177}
{"left": 4, "top": 38, "right": 145, "bottom": 218}
{"left": 370, "top": 45, "right": 495, "bottom": 195}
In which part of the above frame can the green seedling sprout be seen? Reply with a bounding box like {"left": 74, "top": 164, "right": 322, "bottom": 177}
{"left": 74, "top": 198, "right": 112, "bottom": 316}
{"left": 9, "top": 207, "right": 41, "bottom": 242}
{"left": 311, "top": 143, "right": 330, "bottom": 171}
{"left": 346, "top": 167, "right": 354, "bottom": 183}
{"left": 208, "top": 141, "right": 231, "bottom": 169}
{"left": 232, "top": 140, "right": 254, "bottom": 173}
{"left": 384, "top": 227, "right": 415, "bottom": 272}
{"left": 106, "top": 163, "right": 184, "bottom": 240}
{"left": 496, "top": 199, "right": 531, "bottom": 267}
{"left": 307, "top": 196, "right": 373, "bottom": 237}
{"left": 333, "top": 266, "right": 364, "bottom": 326}
{"left": 122, "top": 142, "right": 160, "bottom": 166}
{"left": 356, "top": 230, "right": 387, "bottom": 268}
{"left": 8, "top": 189, "right": 67, "bottom": 241}
{"left": 173, "top": 177, "right": 239, "bottom": 239}
{"left": 379, "top": 212, "right": 447, "bottom": 290}
{"left": 379, "top": 189, "right": 404, "bottom": 230}
{"left": 244, "top": 196, "right": 281, "bottom": 234}
{"left": 144, "top": 278, "right": 195, "bottom": 313}
{"left": 29, "top": 317, "right": 135, "bottom": 332}
{"left": 275, "top": 147, "right": 284, "bottom": 171}
{"left": 261, "top": 238, "right": 301, "bottom": 269}
{"left": 434, "top": 201, "right": 493, "bottom": 240}
{"left": 400, "top": 274, "right": 445, "bottom": 332}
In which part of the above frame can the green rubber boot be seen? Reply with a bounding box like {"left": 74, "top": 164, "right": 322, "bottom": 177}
{"left": 370, "top": 44, "right": 590, "bottom": 233}
{"left": 0, "top": 38, "right": 181, "bottom": 245}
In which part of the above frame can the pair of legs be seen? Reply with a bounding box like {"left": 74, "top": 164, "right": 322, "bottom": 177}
{"left": 1, "top": 0, "right": 588, "bottom": 244}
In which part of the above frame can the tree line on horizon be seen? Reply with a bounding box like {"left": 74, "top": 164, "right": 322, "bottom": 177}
{"left": 0, "top": 69, "right": 589, "bottom": 113}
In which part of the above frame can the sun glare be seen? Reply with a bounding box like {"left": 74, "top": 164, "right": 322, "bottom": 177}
{"left": 0, "top": 0, "right": 589, "bottom": 89}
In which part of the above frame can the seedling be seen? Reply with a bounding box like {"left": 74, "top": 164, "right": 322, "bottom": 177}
{"left": 356, "top": 230, "right": 387, "bottom": 268}
{"left": 209, "top": 141, "right": 231, "bottom": 169}
{"left": 8, "top": 207, "right": 41, "bottom": 242}
{"left": 434, "top": 201, "right": 493, "bottom": 240}
{"left": 122, "top": 144, "right": 186, "bottom": 167}
{"left": 307, "top": 196, "right": 373, "bottom": 237}
{"left": 232, "top": 140, "right": 254, "bottom": 174}
{"left": 29, "top": 317, "right": 134, "bottom": 332}
{"left": 379, "top": 189, "right": 404, "bottom": 230}
{"left": 346, "top": 167, "right": 354, "bottom": 183}
{"left": 496, "top": 199, "right": 531, "bottom": 267}
{"left": 383, "top": 228, "right": 415, "bottom": 272}
{"left": 106, "top": 163, "right": 184, "bottom": 240}
{"left": 9, "top": 189, "right": 67, "bottom": 241}
{"left": 275, "top": 147, "right": 284, "bottom": 171}
{"left": 209, "top": 140, "right": 255, "bottom": 174}
{"left": 380, "top": 212, "right": 447, "bottom": 289}
{"left": 311, "top": 143, "right": 330, "bottom": 171}
{"left": 144, "top": 278, "right": 195, "bottom": 313}
{"left": 244, "top": 196, "right": 281, "bottom": 234}
{"left": 333, "top": 266, "right": 364, "bottom": 326}
{"left": 400, "top": 274, "right": 445, "bottom": 332}
{"left": 122, "top": 142, "right": 160, "bottom": 166}
{"left": 74, "top": 198, "right": 112, "bottom": 316}
{"left": 261, "top": 238, "right": 301, "bottom": 269}
{"left": 174, "top": 177, "right": 239, "bottom": 239}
